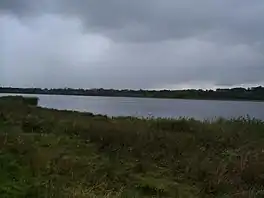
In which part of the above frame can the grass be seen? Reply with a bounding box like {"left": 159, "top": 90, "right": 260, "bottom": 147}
{"left": 0, "top": 96, "right": 39, "bottom": 106}
{"left": 1, "top": 96, "right": 264, "bottom": 197}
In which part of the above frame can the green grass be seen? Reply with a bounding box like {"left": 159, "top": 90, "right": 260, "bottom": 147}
{"left": 0, "top": 96, "right": 39, "bottom": 106}
{"left": 1, "top": 96, "right": 264, "bottom": 197}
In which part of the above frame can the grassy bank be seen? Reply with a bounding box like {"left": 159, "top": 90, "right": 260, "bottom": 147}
{"left": 0, "top": 96, "right": 264, "bottom": 197}
{"left": 0, "top": 95, "right": 39, "bottom": 106}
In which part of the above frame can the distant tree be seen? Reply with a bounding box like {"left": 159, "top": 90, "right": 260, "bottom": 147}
{"left": 1, "top": 86, "right": 264, "bottom": 101}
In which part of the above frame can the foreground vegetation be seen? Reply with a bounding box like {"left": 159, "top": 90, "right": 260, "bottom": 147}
{"left": 1, "top": 96, "right": 264, "bottom": 197}
{"left": 1, "top": 86, "right": 264, "bottom": 101}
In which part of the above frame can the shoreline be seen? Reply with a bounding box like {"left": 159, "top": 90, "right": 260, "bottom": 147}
{"left": 1, "top": 91, "right": 264, "bottom": 103}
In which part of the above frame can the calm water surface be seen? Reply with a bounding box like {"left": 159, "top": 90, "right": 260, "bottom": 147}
{"left": 1, "top": 93, "right": 264, "bottom": 120}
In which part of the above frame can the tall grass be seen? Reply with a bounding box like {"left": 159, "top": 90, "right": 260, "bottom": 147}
{"left": 0, "top": 96, "right": 264, "bottom": 197}
{"left": 0, "top": 96, "right": 39, "bottom": 106}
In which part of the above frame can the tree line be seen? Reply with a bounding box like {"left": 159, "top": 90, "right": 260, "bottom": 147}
{"left": 1, "top": 86, "right": 264, "bottom": 101}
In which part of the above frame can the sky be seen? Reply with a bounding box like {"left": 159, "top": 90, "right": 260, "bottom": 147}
{"left": 1, "top": 0, "right": 264, "bottom": 90}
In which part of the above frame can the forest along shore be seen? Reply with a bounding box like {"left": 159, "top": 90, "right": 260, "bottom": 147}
{"left": 1, "top": 86, "right": 264, "bottom": 101}
{"left": 1, "top": 96, "right": 264, "bottom": 197}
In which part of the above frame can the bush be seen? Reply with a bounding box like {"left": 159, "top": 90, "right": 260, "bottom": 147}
{"left": 0, "top": 96, "right": 39, "bottom": 106}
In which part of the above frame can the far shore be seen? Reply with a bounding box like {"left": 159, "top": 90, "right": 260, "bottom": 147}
{"left": 1, "top": 91, "right": 264, "bottom": 103}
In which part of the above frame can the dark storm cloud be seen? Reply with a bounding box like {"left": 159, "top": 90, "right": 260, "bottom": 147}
{"left": 2, "top": 0, "right": 264, "bottom": 43}
{"left": 1, "top": 0, "right": 264, "bottom": 89}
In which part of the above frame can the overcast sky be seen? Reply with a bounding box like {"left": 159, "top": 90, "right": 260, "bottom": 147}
{"left": 1, "top": 0, "right": 264, "bottom": 89}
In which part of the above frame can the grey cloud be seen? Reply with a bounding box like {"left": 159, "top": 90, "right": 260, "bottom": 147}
{"left": 1, "top": 0, "right": 264, "bottom": 43}
{"left": 1, "top": 0, "right": 264, "bottom": 89}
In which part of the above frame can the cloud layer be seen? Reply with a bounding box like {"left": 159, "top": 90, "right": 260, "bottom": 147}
{"left": 1, "top": 0, "right": 264, "bottom": 89}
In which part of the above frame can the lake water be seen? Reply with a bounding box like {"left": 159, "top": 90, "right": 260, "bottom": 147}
{"left": 1, "top": 93, "right": 264, "bottom": 120}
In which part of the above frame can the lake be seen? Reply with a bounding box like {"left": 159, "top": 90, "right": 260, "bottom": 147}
{"left": 1, "top": 93, "right": 264, "bottom": 120}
